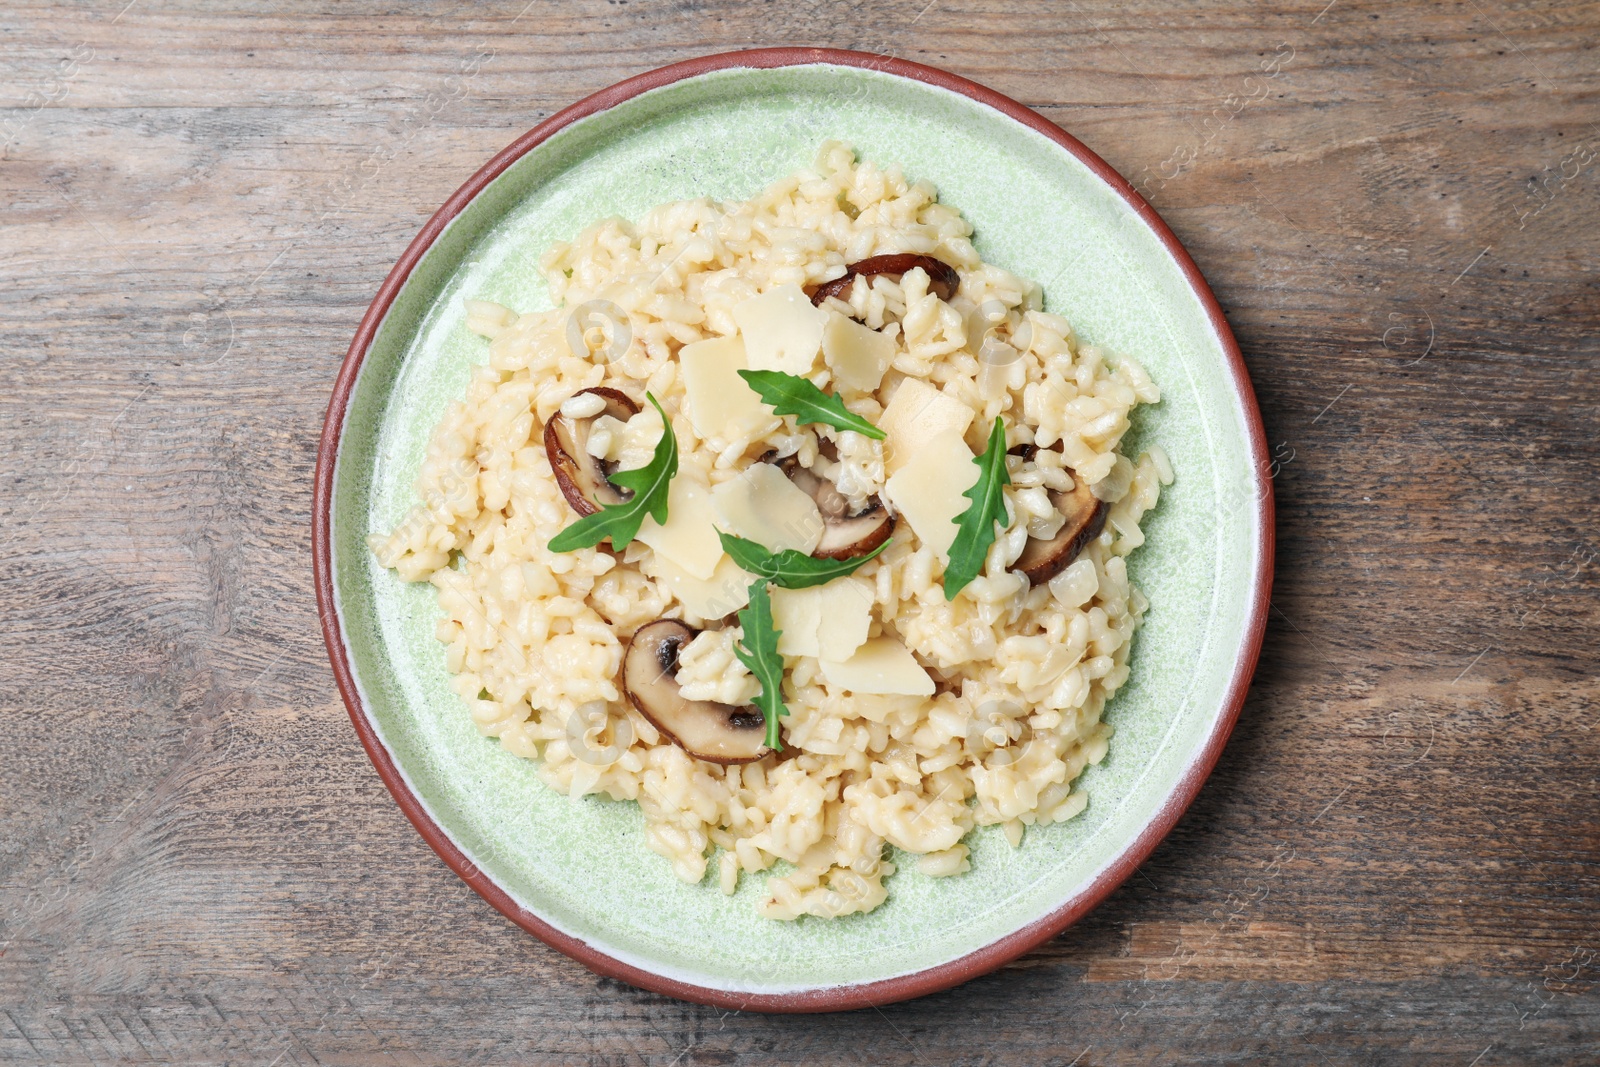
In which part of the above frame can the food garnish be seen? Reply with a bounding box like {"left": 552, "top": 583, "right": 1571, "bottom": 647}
{"left": 624, "top": 619, "right": 768, "bottom": 764}
{"left": 717, "top": 531, "right": 890, "bottom": 589}
{"left": 544, "top": 387, "right": 640, "bottom": 516}
{"left": 548, "top": 393, "right": 679, "bottom": 552}
{"left": 771, "top": 453, "right": 895, "bottom": 560}
{"left": 736, "top": 369, "right": 886, "bottom": 440}
{"left": 942, "top": 416, "right": 1012, "bottom": 599}
{"left": 732, "top": 579, "right": 789, "bottom": 752}
{"left": 1008, "top": 445, "right": 1108, "bottom": 585}
{"left": 809, "top": 253, "right": 961, "bottom": 306}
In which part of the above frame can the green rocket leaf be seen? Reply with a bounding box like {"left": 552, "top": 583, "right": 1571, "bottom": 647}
{"left": 733, "top": 579, "right": 789, "bottom": 751}
{"left": 716, "top": 531, "right": 890, "bottom": 590}
{"left": 736, "top": 369, "right": 886, "bottom": 440}
{"left": 547, "top": 392, "right": 678, "bottom": 552}
{"left": 942, "top": 416, "right": 1011, "bottom": 599}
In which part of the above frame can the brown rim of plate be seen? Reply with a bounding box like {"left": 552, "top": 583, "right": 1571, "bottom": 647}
{"left": 312, "top": 46, "right": 1276, "bottom": 1014}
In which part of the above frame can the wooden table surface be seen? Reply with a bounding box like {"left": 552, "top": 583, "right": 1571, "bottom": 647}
{"left": 4, "top": 1, "right": 1597, "bottom": 1063}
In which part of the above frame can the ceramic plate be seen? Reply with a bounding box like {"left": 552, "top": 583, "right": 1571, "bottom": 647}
{"left": 313, "top": 48, "right": 1273, "bottom": 1011}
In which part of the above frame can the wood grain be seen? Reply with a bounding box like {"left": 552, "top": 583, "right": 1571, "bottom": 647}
{"left": 3, "top": 0, "right": 1598, "bottom": 1062}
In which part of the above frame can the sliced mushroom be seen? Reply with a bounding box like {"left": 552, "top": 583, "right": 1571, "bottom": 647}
{"left": 771, "top": 453, "right": 896, "bottom": 560}
{"left": 623, "top": 619, "right": 769, "bottom": 765}
{"left": 810, "top": 253, "right": 961, "bottom": 307}
{"left": 1008, "top": 444, "right": 1108, "bottom": 586}
{"left": 543, "top": 387, "right": 640, "bottom": 516}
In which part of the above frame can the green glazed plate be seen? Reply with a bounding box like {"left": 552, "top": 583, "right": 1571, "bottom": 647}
{"left": 312, "top": 48, "right": 1273, "bottom": 1012}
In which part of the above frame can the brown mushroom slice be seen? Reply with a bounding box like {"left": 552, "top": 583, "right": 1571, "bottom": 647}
{"left": 1013, "top": 473, "right": 1108, "bottom": 587}
{"left": 543, "top": 387, "right": 640, "bottom": 516}
{"left": 773, "top": 454, "right": 896, "bottom": 560}
{"left": 623, "top": 619, "right": 769, "bottom": 765}
{"left": 809, "top": 253, "right": 961, "bottom": 307}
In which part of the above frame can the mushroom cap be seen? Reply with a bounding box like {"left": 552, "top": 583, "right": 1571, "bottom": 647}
{"left": 543, "top": 387, "right": 640, "bottom": 517}
{"left": 773, "top": 454, "right": 896, "bottom": 561}
{"left": 623, "top": 619, "right": 769, "bottom": 765}
{"left": 810, "top": 253, "right": 961, "bottom": 307}
{"left": 1012, "top": 473, "right": 1108, "bottom": 586}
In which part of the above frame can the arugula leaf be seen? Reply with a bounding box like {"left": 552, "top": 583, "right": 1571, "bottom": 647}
{"left": 736, "top": 369, "right": 886, "bottom": 440}
{"left": 733, "top": 579, "right": 788, "bottom": 751}
{"left": 717, "top": 531, "right": 889, "bottom": 589}
{"left": 547, "top": 392, "right": 679, "bottom": 553}
{"left": 942, "top": 416, "right": 1012, "bottom": 600}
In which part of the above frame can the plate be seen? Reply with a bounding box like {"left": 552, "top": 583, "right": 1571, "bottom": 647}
{"left": 313, "top": 47, "right": 1273, "bottom": 1011}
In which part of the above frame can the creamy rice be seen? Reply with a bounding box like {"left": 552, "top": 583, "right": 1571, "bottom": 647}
{"left": 371, "top": 143, "right": 1169, "bottom": 919}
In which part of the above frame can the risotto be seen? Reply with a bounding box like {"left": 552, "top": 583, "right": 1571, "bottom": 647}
{"left": 371, "top": 143, "right": 1170, "bottom": 920}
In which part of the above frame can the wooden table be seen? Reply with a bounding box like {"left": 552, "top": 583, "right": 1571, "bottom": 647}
{"left": 4, "top": 2, "right": 1596, "bottom": 1062}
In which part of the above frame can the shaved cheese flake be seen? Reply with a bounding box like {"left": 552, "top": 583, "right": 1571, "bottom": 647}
{"left": 814, "top": 577, "right": 874, "bottom": 662}
{"left": 710, "top": 463, "right": 824, "bottom": 554}
{"left": 678, "top": 334, "right": 772, "bottom": 441}
{"left": 819, "top": 637, "right": 934, "bottom": 696}
{"left": 879, "top": 378, "right": 975, "bottom": 475}
{"left": 636, "top": 471, "right": 723, "bottom": 580}
{"left": 768, "top": 576, "right": 873, "bottom": 661}
{"left": 770, "top": 585, "right": 823, "bottom": 658}
{"left": 884, "top": 431, "right": 977, "bottom": 559}
{"left": 822, "top": 311, "right": 894, "bottom": 393}
{"left": 647, "top": 552, "right": 752, "bottom": 622}
{"left": 732, "top": 284, "right": 826, "bottom": 375}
